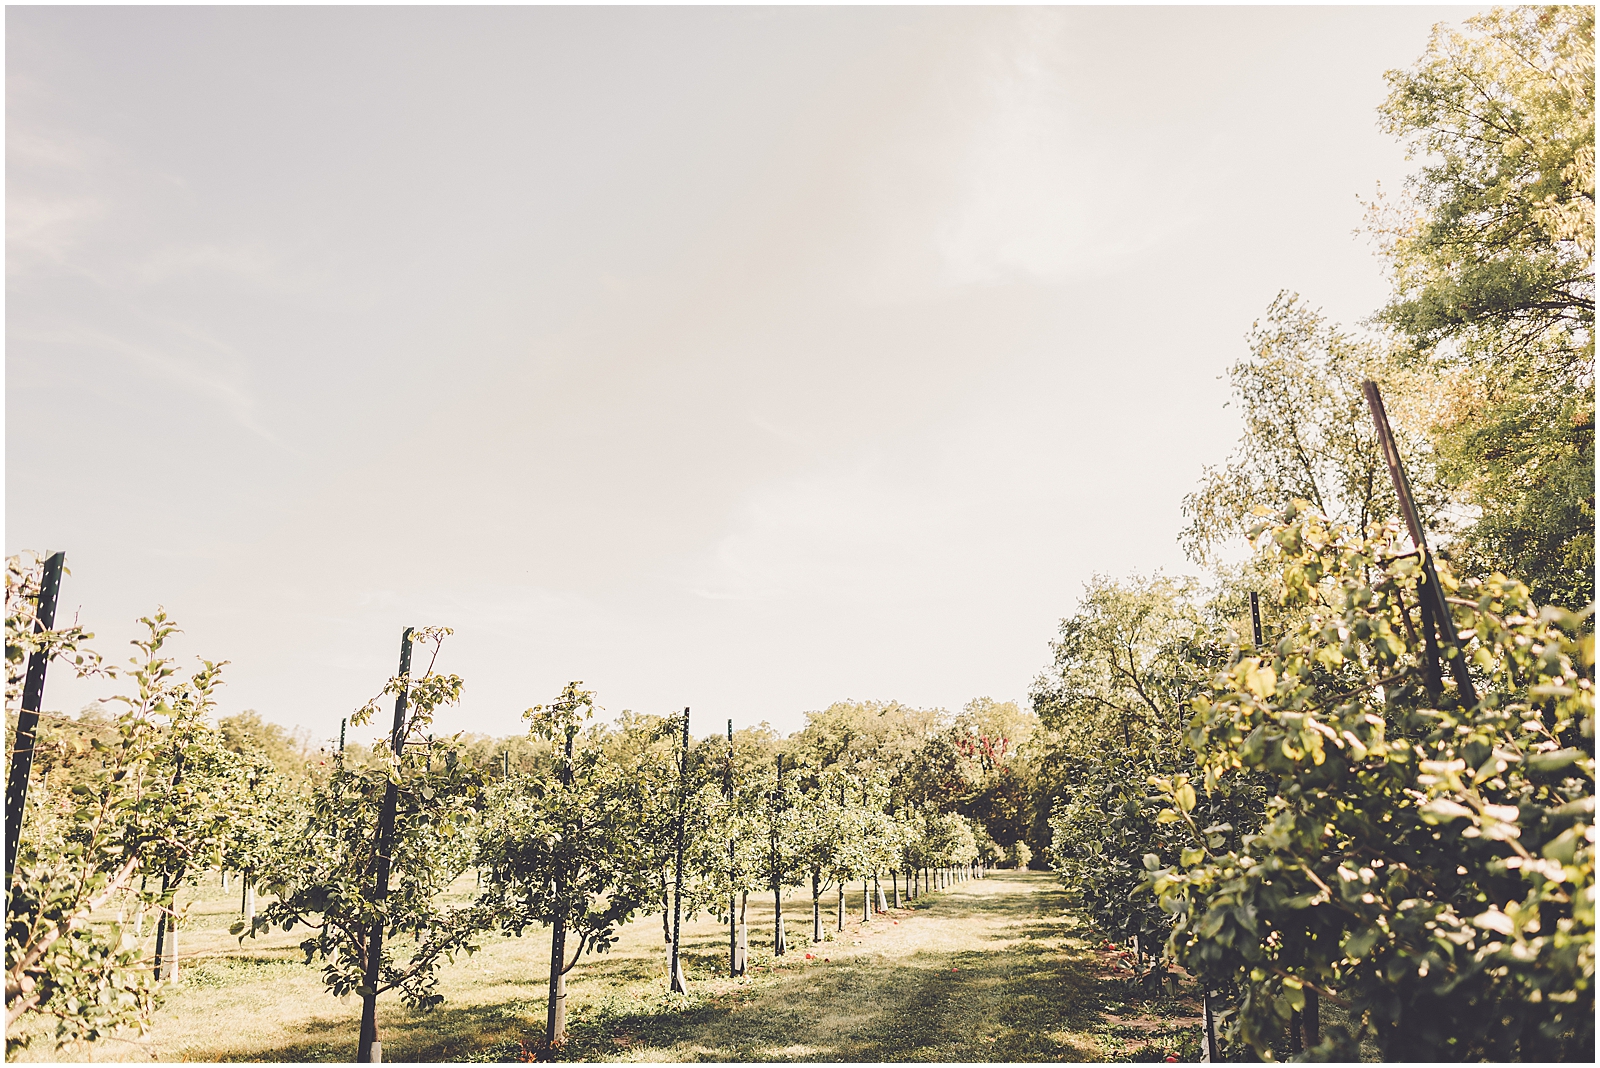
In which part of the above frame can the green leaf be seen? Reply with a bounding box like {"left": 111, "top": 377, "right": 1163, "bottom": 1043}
{"left": 1526, "top": 748, "right": 1584, "bottom": 774}
{"left": 1343, "top": 926, "right": 1381, "bottom": 960}
{"left": 1418, "top": 798, "right": 1473, "bottom": 824}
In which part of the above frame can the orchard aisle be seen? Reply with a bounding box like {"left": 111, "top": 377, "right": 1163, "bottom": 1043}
{"left": 596, "top": 870, "right": 1180, "bottom": 1063}
{"left": 24, "top": 871, "right": 1199, "bottom": 1062}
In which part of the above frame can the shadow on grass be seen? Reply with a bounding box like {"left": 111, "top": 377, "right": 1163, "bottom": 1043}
{"left": 193, "top": 993, "right": 548, "bottom": 1063}
{"left": 195, "top": 874, "right": 1149, "bottom": 1064}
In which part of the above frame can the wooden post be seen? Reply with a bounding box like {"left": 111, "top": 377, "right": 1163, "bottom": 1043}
{"left": 1249, "top": 591, "right": 1263, "bottom": 648}
{"left": 1362, "top": 380, "right": 1478, "bottom": 707}
{"left": 1203, "top": 991, "right": 1216, "bottom": 1061}
{"left": 726, "top": 719, "right": 742, "bottom": 976}
{"left": 357, "top": 628, "right": 412, "bottom": 1065}
{"left": 770, "top": 755, "right": 785, "bottom": 956}
{"left": 5, "top": 551, "right": 65, "bottom": 895}
{"left": 669, "top": 708, "right": 689, "bottom": 994}
{"left": 153, "top": 741, "right": 189, "bottom": 982}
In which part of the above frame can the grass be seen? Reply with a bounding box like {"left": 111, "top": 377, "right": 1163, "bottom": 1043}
{"left": 15, "top": 871, "right": 1204, "bottom": 1062}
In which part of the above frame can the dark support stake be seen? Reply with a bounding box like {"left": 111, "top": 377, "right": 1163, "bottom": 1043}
{"left": 5, "top": 551, "right": 65, "bottom": 899}
{"left": 726, "top": 719, "right": 741, "bottom": 977}
{"left": 1249, "top": 590, "right": 1263, "bottom": 648}
{"left": 1202, "top": 988, "right": 1218, "bottom": 1062}
{"left": 669, "top": 707, "right": 689, "bottom": 994}
{"left": 358, "top": 628, "right": 413, "bottom": 1064}
{"left": 1362, "top": 380, "right": 1478, "bottom": 708}
{"left": 770, "top": 754, "right": 786, "bottom": 956}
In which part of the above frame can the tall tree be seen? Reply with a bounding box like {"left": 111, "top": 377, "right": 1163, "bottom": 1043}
{"left": 7, "top": 612, "right": 229, "bottom": 1053}
{"left": 477, "top": 684, "right": 651, "bottom": 1056}
{"left": 1370, "top": 5, "right": 1595, "bottom": 606}
{"left": 248, "top": 629, "right": 490, "bottom": 1062}
{"left": 1180, "top": 294, "right": 1445, "bottom": 566}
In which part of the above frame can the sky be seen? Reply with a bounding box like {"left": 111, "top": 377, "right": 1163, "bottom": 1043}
{"left": 6, "top": 4, "right": 1481, "bottom": 748}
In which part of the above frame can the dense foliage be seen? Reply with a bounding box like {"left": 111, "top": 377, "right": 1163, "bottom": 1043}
{"left": 1371, "top": 5, "right": 1594, "bottom": 608}
{"left": 1041, "top": 9, "right": 1594, "bottom": 1059}
{"left": 1152, "top": 505, "right": 1592, "bottom": 1059}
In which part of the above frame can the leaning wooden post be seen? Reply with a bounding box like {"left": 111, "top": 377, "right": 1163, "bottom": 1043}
{"left": 669, "top": 707, "right": 690, "bottom": 993}
{"left": 5, "top": 551, "right": 65, "bottom": 897}
{"left": 1362, "top": 380, "right": 1478, "bottom": 708}
{"left": 357, "top": 627, "right": 412, "bottom": 1064}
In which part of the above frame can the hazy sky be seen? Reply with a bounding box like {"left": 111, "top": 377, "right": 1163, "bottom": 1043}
{"left": 7, "top": 4, "right": 1479, "bottom": 747}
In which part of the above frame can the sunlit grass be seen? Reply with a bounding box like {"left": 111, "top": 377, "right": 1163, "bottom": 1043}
{"left": 15, "top": 872, "right": 1203, "bottom": 1062}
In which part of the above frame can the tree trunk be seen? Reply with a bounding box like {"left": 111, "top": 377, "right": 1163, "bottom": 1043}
{"left": 811, "top": 872, "right": 822, "bottom": 943}
{"left": 735, "top": 891, "right": 748, "bottom": 975}
{"left": 1303, "top": 990, "right": 1320, "bottom": 1048}
{"left": 773, "top": 884, "right": 785, "bottom": 955}
{"left": 545, "top": 910, "right": 568, "bottom": 1055}
{"left": 875, "top": 874, "right": 886, "bottom": 913}
{"left": 157, "top": 912, "right": 178, "bottom": 981}
{"left": 892, "top": 870, "right": 900, "bottom": 909}
{"left": 728, "top": 889, "right": 738, "bottom": 977}
{"left": 862, "top": 878, "right": 870, "bottom": 923}
{"left": 153, "top": 874, "right": 181, "bottom": 981}
{"left": 837, "top": 883, "right": 844, "bottom": 931}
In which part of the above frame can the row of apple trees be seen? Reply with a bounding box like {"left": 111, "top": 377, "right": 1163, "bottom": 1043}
{"left": 1035, "top": 8, "right": 1593, "bottom": 1061}
{"left": 5, "top": 559, "right": 1002, "bottom": 1059}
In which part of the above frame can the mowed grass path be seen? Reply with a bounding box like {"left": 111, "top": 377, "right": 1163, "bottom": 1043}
{"left": 22, "top": 871, "right": 1201, "bottom": 1062}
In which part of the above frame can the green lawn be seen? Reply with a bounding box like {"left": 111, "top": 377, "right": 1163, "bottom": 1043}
{"left": 16, "top": 871, "right": 1203, "bottom": 1062}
